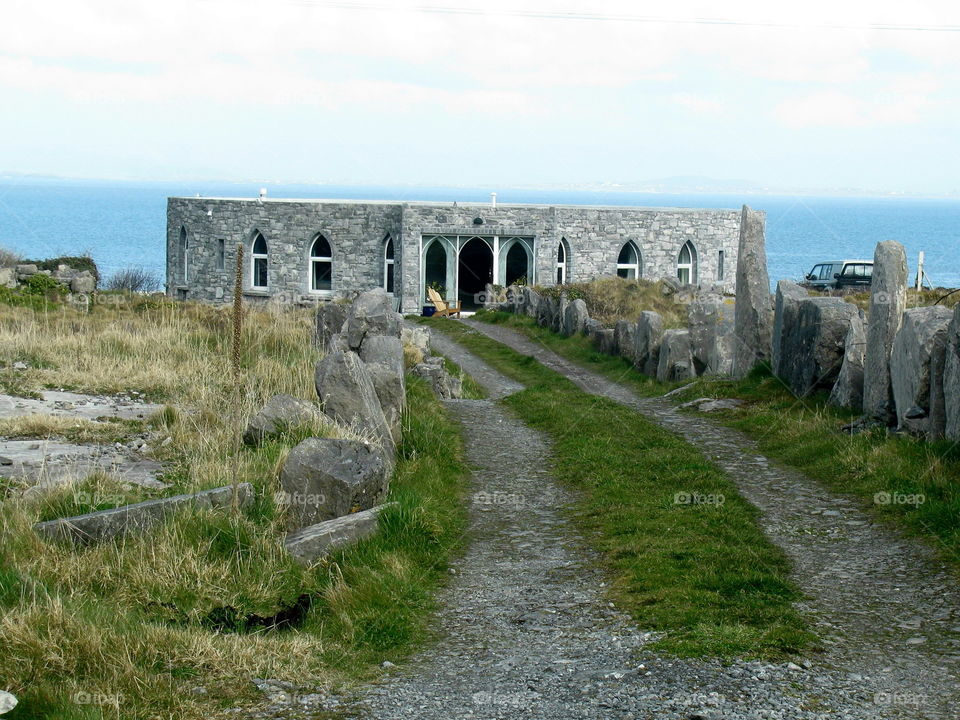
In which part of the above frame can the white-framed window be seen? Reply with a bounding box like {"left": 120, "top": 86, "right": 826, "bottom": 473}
{"left": 179, "top": 226, "right": 188, "bottom": 283}
{"left": 556, "top": 239, "right": 568, "bottom": 284}
{"left": 677, "top": 241, "right": 697, "bottom": 284}
{"left": 252, "top": 232, "right": 268, "bottom": 289}
{"left": 383, "top": 235, "right": 395, "bottom": 294}
{"left": 616, "top": 241, "right": 641, "bottom": 279}
{"left": 310, "top": 234, "right": 333, "bottom": 293}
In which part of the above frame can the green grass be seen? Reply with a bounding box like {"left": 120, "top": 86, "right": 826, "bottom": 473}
{"left": 0, "top": 376, "right": 470, "bottom": 719}
{"left": 472, "top": 310, "right": 960, "bottom": 575}
{"left": 425, "top": 318, "right": 813, "bottom": 659}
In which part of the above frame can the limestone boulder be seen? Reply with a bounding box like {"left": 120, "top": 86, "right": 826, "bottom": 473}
{"left": 598, "top": 328, "right": 617, "bottom": 355}
{"left": 732, "top": 205, "right": 773, "bottom": 378}
{"left": 0, "top": 267, "right": 17, "bottom": 289}
{"left": 778, "top": 297, "right": 858, "bottom": 397}
{"left": 634, "top": 311, "right": 664, "bottom": 377}
{"left": 359, "top": 335, "right": 406, "bottom": 444}
{"left": 863, "top": 241, "right": 908, "bottom": 423}
{"left": 314, "top": 350, "right": 394, "bottom": 451}
{"left": 563, "top": 299, "right": 589, "bottom": 336}
{"left": 772, "top": 280, "right": 809, "bottom": 378}
{"left": 890, "top": 305, "right": 953, "bottom": 436}
{"left": 412, "top": 358, "right": 463, "bottom": 400}
{"left": 523, "top": 287, "right": 541, "bottom": 318}
{"left": 944, "top": 305, "right": 960, "bottom": 440}
{"left": 615, "top": 319, "right": 636, "bottom": 363}
{"left": 828, "top": 313, "right": 867, "bottom": 410}
{"left": 279, "top": 438, "right": 391, "bottom": 529}
{"left": 70, "top": 271, "right": 96, "bottom": 294}
{"left": 243, "top": 394, "right": 329, "bottom": 446}
{"left": 687, "top": 296, "right": 735, "bottom": 376}
{"left": 585, "top": 318, "right": 604, "bottom": 346}
{"left": 554, "top": 295, "right": 569, "bottom": 334}
{"left": 284, "top": 503, "right": 395, "bottom": 565}
{"left": 345, "top": 288, "right": 401, "bottom": 350}
{"left": 536, "top": 295, "right": 557, "bottom": 329}
{"left": 401, "top": 324, "right": 431, "bottom": 357}
{"left": 0, "top": 691, "right": 16, "bottom": 715}
{"left": 15, "top": 264, "right": 38, "bottom": 277}
{"left": 657, "top": 329, "right": 696, "bottom": 382}
{"left": 315, "top": 302, "right": 348, "bottom": 350}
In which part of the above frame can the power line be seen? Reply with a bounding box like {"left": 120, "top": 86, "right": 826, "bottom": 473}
{"left": 272, "top": 1, "right": 960, "bottom": 33}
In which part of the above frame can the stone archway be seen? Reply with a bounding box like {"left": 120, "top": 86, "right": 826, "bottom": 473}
{"left": 458, "top": 237, "right": 493, "bottom": 309}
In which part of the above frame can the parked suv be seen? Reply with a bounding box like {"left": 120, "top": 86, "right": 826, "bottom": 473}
{"left": 804, "top": 260, "right": 873, "bottom": 290}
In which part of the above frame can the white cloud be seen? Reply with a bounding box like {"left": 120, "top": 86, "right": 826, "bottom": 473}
{"left": 770, "top": 79, "right": 938, "bottom": 128}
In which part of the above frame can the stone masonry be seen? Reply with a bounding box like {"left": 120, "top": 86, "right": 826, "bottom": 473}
{"left": 167, "top": 197, "right": 741, "bottom": 314}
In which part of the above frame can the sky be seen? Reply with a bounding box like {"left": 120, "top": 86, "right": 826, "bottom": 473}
{"left": 2, "top": 0, "right": 960, "bottom": 195}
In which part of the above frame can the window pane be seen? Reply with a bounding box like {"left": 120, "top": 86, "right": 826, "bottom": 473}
{"left": 678, "top": 267, "right": 690, "bottom": 284}
{"left": 557, "top": 243, "right": 565, "bottom": 262}
{"left": 618, "top": 244, "right": 635, "bottom": 264}
{"left": 557, "top": 267, "right": 563, "bottom": 284}
{"left": 313, "top": 260, "right": 332, "bottom": 291}
{"left": 312, "top": 235, "right": 331, "bottom": 258}
{"left": 254, "top": 258, "right": 268, "bottom": 287}
{"left": 386, "top": 263, "right": 394, "bottom": 293}
{"left": 385, "top": 238, "right": 394, "bottom": 260}
{"left": 253, "top": 235, "right": 267, "bottom": 254}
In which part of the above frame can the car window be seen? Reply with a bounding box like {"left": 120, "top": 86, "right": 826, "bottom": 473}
{"left": 810, "top": 264, "right": 832, "bottom": 280}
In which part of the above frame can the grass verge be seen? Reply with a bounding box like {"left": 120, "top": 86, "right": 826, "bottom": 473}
{"left": 471, "top": 310, "right": 960, "bottom": 574}
{"left": 425, "top": 317, "right": 813, "bottom": 659}
{"left": 0, "top": 298, "right": 469, "bottom": 719}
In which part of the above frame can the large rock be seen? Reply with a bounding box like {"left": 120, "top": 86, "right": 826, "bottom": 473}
{"left": 315, "top": 302, "right": 348, "bottom": 350}
{"left": 400, "top": 324, "right": 431, "bottom": 357}
{"left": 585, "top": 318, "right": 604, "bottom": 346}
{"left": 34, "top": 483, "right": 253, "bottom": 545}
{"left": 890, "top": 306, "right": 953, "bottom": 436}
{"left": 657, "top": 329, "right": 696, "bottom": 382}
{"left": 284, "top": 503, "right": 395, "bottom": 565}
{"left": 536, "top": 295, "right": 557, "bottom": 329}
{"left": 563, "top": 299, "right": 589, "bottom": 336}
{"left": 863, "top": 241, "right": 908, "bottom": 423}
{"left": 555, "top": 295, "right": 569, "bottom": 334}
{"left": 70, "top": 271, "right": 96, "bottom": 294}
{"left": 314, "top": 350, "right": 394, "bottom": 451}
{"left": 634, "top": 311, "right": 664, "bottom": 377}
{"left": 243, "top": 394, "right": 329, "bottom": 446}
{"left": 412, "top": 358, "right": 463, "bottom": 399}
{"left": 828, "top": 313, "right": 867, "bottom": 409}
{"left": 772, "top": 280, "right": 809, "bottom": 378}
{"left": 523, "top": 287, "right": 541, "bottom": 318}
{"left": 279, "top": 438, "right": 391, "bottom": 529}
{"left": 778, "top": 298, "right": 858, "bottom": 397}
{"left": 0, "top": 691, "right": 16, "bottom": 715}
{"left": 0, "top": 267, "right": 17, "bottom": 289}
{"left": 15, "top": 264, "right": 38, "bottom": 277}
{"left": 360, "top": 335, "right": 406, "bottom": 444}
{"left": 687, "top": 296, "right": 735, "bottom": 376}
{"left": 945, "top": 305, "right": 960, "bottom": 440}
{"left": 732, "top": 205, "right": 773, "bottom": 378}
{"left": 598, "top": 328, "right": 617, "bottom": 355}
{"left": 345, "top": 288, "right": 401, "bottom": 350}
{"left": 615, "top": 319, "right": 636, "bottom": 363}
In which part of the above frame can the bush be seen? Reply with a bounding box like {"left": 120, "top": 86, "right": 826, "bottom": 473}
{"left": 22, "top": 274, "right": 68, "bottom": 296}
{"left": 0, "top": 247, "right": 21, "bottom": 268}
{"left": 105, "top": 266, "right": 162, "bottom": 293}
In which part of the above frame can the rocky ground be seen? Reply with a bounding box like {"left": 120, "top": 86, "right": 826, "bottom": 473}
{"left": 241, "top": 323, "right": 959, "bottom": 719}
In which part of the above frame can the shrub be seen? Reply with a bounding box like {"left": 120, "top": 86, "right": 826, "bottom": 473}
{"left": 26, "top": 255, "right": 100, "bottom": 283}
{"left": 22, "top": 274, "right": 68, "bottom": 296}
{"left": 0, "top": 247, "right": 20, "bottom": 268}
{"left": 105, "top": 266, "right": 162, "bottom": 293}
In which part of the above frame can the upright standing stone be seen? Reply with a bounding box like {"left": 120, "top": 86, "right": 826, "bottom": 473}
{"left": 563, "top": 299, "right": 589, "bottom": 336}
{"left": 315, "top": 302, "right": 348, "bottom": 350}
{"left": 890, "top": 306, "right": 953, "bottom": 436}
{"left": 732, "top": 206, "right": 773, "bottom": 378}
{"left": 345, "top": 288, "right": 401, "bottom": 351}
{"left": 657, "top": 329, "right": 696, "bottom": 382}
{"left": 315, "top": 351, "right": 395, "bottom": 453}
{"left": 828, "top": 312, "right": 867, "bottom": 410}
{"left": 687, "top": 296, "right": 735, "bottom": 376}
{"left": 944, "top": 304, "right": 960, "bottom": 440}
{"left": 771, "top": 280, "right": 809, "bottom": 378}
{"left": 778, "top": 298, "right": 858, "bottom": 397}
{"left": 634, "top": 311, "right": 664, "bottom": 377}
{"left": 615, "top": 319, "right": 636, "bottom": 362}
{"left": 862, "top": 241, "right": 908, "bottom": 423}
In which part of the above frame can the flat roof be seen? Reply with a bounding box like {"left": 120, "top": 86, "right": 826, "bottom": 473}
{"left": 169, "top": 196, "right": 742, "bottom": 213}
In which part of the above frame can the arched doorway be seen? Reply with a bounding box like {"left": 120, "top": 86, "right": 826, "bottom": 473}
{"left": 458, "top": 237, "right": 493, "bottom": 308}
{"left": 424, "top": 241, "right": 448, "bottom": 301}
{"left": 505, "top": 243, "right": 529, "bottom": 286}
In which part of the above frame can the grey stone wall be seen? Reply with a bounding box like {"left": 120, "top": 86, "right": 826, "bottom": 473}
{"left": 168, "top": 198, "right": 740, "bottom": 313}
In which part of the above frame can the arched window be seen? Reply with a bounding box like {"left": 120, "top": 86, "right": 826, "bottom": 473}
{"left": 556, "top": 239, "right": 569, "bottom": 285}
{"left": 383, "top": 235, "right": 395, "bottom": 294}
{"left": 179, "top": 226, "right": 188, "bottom": 283}
{"left": 677, "top": 241, "right": 697, "bottom": 284}
{"left": 616, "top": 241, "right": 641, "bottom": 279}
{"left": 251, "top": 232, "right": 268, "bottom": 289}
{"left": 311, "top": 234, "right": 332, "bottom": 293}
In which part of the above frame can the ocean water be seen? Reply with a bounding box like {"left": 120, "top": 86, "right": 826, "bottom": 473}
{"left": 1, "top": 179, "right": 958, "bottom": 291}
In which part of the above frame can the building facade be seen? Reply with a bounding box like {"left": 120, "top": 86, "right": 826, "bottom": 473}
{"left": 167, "top": 197, "right": 743, "bottom": 314}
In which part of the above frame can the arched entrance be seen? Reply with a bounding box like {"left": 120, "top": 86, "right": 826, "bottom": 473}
{"left": 505, "top": 243, "right": 529, "bottom": 286}
{"left": 424, "top": 241, "right": 448, "bottom": 300}
{"left": 457, "top": 237, "right": 493, "bottom": 309}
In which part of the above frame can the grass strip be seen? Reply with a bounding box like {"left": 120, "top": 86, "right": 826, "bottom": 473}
{"left": 426, "top": 317, "right": 813, "bottom": 659}
{"left": 470, "top": 311, "right": 960, "bottom": 572}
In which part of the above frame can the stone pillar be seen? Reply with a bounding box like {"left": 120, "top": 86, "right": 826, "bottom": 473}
{"left": 732, "top": 205, "right": 773, "bottom": 378}
{"left": 862, "top": 241, "right": 907, "bottom": 423}
{"left": 944, "top": 304, "right": 960, "bottom": 440}
{"left": 772, "top": 280, "right": 809, "bottom": 379}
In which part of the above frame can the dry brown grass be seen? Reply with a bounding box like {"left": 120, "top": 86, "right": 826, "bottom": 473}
{"left": 538, "top": 276, "right": 694, "bottom": 327}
